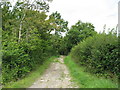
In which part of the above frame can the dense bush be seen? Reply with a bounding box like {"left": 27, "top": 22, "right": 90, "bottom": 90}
{"left": 1, "top": 1, "right": 60, "bottom": 84}
{"left": 2, "top": 39, "right": 54, "bottom": 83}
{"left": 2, "top": 41, "right": 31, "bottom": 83}
{"left": 71, "top": 33, "right": 119, "bottom": 77}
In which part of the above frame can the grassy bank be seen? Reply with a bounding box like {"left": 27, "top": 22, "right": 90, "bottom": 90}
{"left": 3, "top": 56, "right": 57, "bottom": 88}
{"left": 64, "top": 56, "right": 118, "bottom": 88}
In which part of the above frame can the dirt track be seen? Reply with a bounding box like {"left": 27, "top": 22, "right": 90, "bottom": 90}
{"left": 29, "top": 56, "right": 79, "bottom": 88}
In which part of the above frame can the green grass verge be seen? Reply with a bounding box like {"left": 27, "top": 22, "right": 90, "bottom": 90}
{"left": 64, "top": 56, "right": 118, "bottom": 88}
{"left": 3, "top": 56, "right": 58, "bottom": 88}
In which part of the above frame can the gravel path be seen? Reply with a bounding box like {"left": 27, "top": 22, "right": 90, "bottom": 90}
{"left": 29, "top": 56, "right": 79, "bottom": 88}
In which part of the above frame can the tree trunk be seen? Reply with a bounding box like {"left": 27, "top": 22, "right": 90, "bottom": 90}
{"left": 18, "top": 14, "right": 26, "bottom": 42}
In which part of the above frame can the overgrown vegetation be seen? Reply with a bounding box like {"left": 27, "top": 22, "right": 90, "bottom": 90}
{"left": 1, "top": 0, "right": 67, "bottom": 84}
{"left": 1, "top": 0, "right": 119, "bottom": 87}
{"left": 64, "top": 56, "right": 118, "bottom": 88}
{"left": 3, "top": 56, "right": 57, "bottom": 88}
{"left": 71, "top": 32, "right": 119, "bottom": 78}
{"left": 61, "top": 21, "right": 97, "bottom": 55}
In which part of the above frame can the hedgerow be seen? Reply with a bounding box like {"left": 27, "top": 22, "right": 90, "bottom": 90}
{"left": 2, "top": 1, "right": 65, "bottom": 84}
{"left": 2, "top": 39, "right": 54, "bottom": 84}
{"left": 70, "top": 33, "right": 119, "bottom": 77}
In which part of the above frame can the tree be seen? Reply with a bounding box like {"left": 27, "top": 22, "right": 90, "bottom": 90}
{"left": 2, "top": 0, "right": 55, "bottom": 84}
{"left": 48, "top": 11, "right": 68, "bottom": 36}
{"left": 62, "top": 20, "right": 97, "bottom": 55}
{"left": 47, "top": 11, "right": 69, "bottom": 55}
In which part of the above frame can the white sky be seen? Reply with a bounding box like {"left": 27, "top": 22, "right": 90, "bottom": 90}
{"left": 48, "top": 0, "right": 119, "bottom": 33}
{"left": 10, "top": 0, "right": 119, "bottom": 33}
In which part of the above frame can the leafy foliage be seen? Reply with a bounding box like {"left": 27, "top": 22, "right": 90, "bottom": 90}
{"left": 60, "top": 20, "right": 97, "bottom": 55}
{"left": 71, "top": 33, "right": 119, "bottom": 77}
{"left": 2, "top": 0, "right": 118, "bottom": 86}
{"left": 2, "top": 1, "right": 56, "bottom": 84}
{"left": 48, "top": 11, "right": 68, "bottom": 35}
{"left": 64, "top": 56, "right": 118, "bottom": 88}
